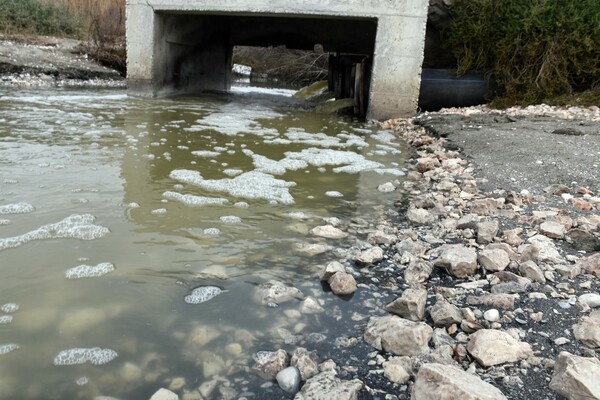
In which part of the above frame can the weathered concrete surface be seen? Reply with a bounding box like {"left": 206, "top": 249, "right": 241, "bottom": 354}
{"left": 126, "top": 0, "right": 430, "bottom": 119}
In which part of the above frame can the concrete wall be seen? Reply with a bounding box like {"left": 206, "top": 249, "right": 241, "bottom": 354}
{"left": 126, "top": 0, "right": 429, "bottom": 119}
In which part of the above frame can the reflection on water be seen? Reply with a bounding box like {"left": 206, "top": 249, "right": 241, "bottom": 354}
{"left": 0, "top": 88, "right": 408, "bottom": 399}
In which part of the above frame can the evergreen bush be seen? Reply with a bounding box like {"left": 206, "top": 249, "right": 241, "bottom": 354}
{"left": 447, "top": 0, "right": 600, "bottom": 106}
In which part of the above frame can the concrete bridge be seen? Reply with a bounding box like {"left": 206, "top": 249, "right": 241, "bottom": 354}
{"left": 126, "top": 0, "right": 430, "bottom": 120}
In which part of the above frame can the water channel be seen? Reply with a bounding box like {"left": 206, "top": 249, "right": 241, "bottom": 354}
{"left": 0, "top": 87, "right": 408, "bottom": 399}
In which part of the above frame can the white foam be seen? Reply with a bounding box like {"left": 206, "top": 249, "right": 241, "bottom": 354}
{"left": 325, "top": 191, "right": 344, "bottom": 198}
{"left": 0, "top": 202, "right": 35, "bottom": 215}
{"left": 0, "top": 344, "right": 19, "bottom": 355}
{"left": 287, "top": 212, "right": 307, "bottom": 219}
{"left": 0, "top": 214, "right": 110, "bottom": 252}
{"left": 374, "top": 168, "right": 406, "bottom": 176}
{"left": 163, "top": 191, "right": 228, "bottom": 207}
{"left": 191, "top": 150, "right": 221, "bottom": 158}
{"left": 65, "top": 262, "right": 115, "bottom": 279}
{"left": 234, "top": 202, "right": 249, "bottom": 208}
{"left": 285, "top": 148, "right": 384, "bottom": 172}
{"left": 151, "top": 208, "right": 167, "bottom": 215}
{"left": 1, "top": 303, "right": 19, "bottom": 313}
{"left": 76, "top": 377, "right": 89, "bottom": 386}
{"left": 266, "top": 130, "right": 369, "bottom": 149}
{"left": 184, "top": 286, "right": 223, "bottom": 304}
{"left": 203, "top": 228, "right": 221, "bottom": 236}
{"left": 0, "top": 219, "right": 10, "bottom": 225}
{"left": 0, "top": 315, "right": 13, "bottom": 324}
{"left": 220, "top": 216, "right": 242, "bottom": 224}
{"left": 223, "top": 169, "right": 243, "bottom": 177}
{"left": 170, "top": 169, "right": 296, "bottom": 204}
{"left": 251, "top": 154, "right": 308, "bottom": 175}
{"left": 53, "top": 348, "right": 118, "bottom": 366}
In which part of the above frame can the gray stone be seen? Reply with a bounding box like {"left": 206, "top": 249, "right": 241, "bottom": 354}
{"left": 549, "top": 351, "right": 600, "bottom": 400}
{"left": 407, "top": 208, "right": 435, "bottom": 225}
{"left": 385, "top": 287, "right": 427, "bottom": 321}
{"left": 573, "top": 314, "right": 600, "bottom": 348}
{"left": 293, "top": 371, "right": 363, "bottom": 400}
{"left": 300, "top": 297, "right": 324, "bottom": 314}
{"left": 319, "top": 261, "right": 345, "bottom": 281}
{"left": 429, "top": 299, "right": 463, "bottom": 326}
{"left": 310, "top": 225, "right": 347, "bottom": 239}
{"left": 277, "top": 366, "right": 301, "bottom": 394}
{"left": 413, "top": 363, "right": 507, "bottom": 400}
{"left": 328, "top": 272, "right": 357, "bottom": 296}
{"left": 355, "top": 247, "right": 384, "bottom": 265}
{"left": 467, "top": 293, "right": 517, "bottom": 310}
{"left": 467, "top": 329, "right": 533, "bottom": 367}
{"left": 383, "top": 357, "right": 411, "bottom": 383}
{"left": 364, "top": 315, "right": 432, "bottom": 356}
{"left": 378, "top": 182, "right": 396, "bottom": 192}
{"left": 519, "top": 260, "right": 546, "bottom": 283}
{"left": 291, "top": 348, "right": 319, "bottom": 381}
{"left": 457, "top": 214, "right": 481, "bottom": 230}
{"left": 258, "top": 280, "right": 304, "bottom": 306}
{"left": 477, "top": 220, "right": 499, "bottom": 244}
{"left": 368, "top": 230, "right": 397, "bottom": 245}
{"left": 252, "top": 349, "right": 289, "bottom": 380}
{"left": 483, "top": 309, "right": 500, "bottom": 322}
{"left": 577, "top": 253, "right": 600, "bottom": 278}
{"left": 405, "top": 261, "right": 433, "bottom": 284}
{"left": 527, "top": 235, "right": 563, "bottom": 263}
{"left": 540, "top": 221, "right": 566, "bottom": 239}
{"left": 149, "top": 388, "right": 178, "bottom": 400}
{"left": 579, "top": 293, "right": 600, "bottom": 308}
{"left": 478, "top": 248, "right": 510, "bottom": 272}
{"left": 434, "top": 244, "right": 478, "bottom": 277}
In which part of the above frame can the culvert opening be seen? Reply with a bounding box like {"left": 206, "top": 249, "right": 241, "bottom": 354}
{"left": 154, "top": 12, "right": 377, "bottom": 117}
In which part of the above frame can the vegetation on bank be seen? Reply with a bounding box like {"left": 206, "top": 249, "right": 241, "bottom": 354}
{"left": 0, "top": 0, "right": 126, "bottom": 75}
{"left": 447, "top": 0, "right": 600, "bottom": 106}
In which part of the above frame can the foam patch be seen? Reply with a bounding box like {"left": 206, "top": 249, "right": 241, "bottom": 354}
{"left": 191, "top": 150, "right": 221, "bottom": 158}
{"left": 163, "top": 191, "right": 228, "bottom": 207}
{"left": 203, "top": 228, "right": 221, "bottom": 236}
{"left": 0, "top": 344, "right": 19, "bottom": 355}
{"left": 220, "top": 216, "right": 241, "bottom": 224}
{"left": 184, "top": 286, "right": 223, "bottom": 304}
{"left": 170, "top": 169, "right": 296, "bottom": 204}
{"left": 0, "top": 315, "right": 13, "bottom": 324}
{"left": 53, "top": 348, "right": 118, "bottom": 366}
{"left": 65, "top": 263, "right": 115, "bottom": 279}
{"left": 0, "top": 202, "right": 35, "bottom": 215}
{"left": 0, "top": 214, "right": 110, "bottom": 251}
{"left": 1, "top": 303, "right": 19, "bottom": 313}
{"left": 325, "top": 191, "right": 344, "bottom": 197}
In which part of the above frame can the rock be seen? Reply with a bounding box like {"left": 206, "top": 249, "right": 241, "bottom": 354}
{"left": 168, "top": 377, "right": 186, "bottom": 391}
{"left": 405, "top": 261, "right": 433, "bottom": 284}
{"left": 319, "top": 261, "right": 345, "bottom": 281}
{"left": 527, "top": 235, "right": 563, "bottom": 263}
{"left": 294, "top": 243, "right": 331, "bottom": 256}
{"left": 378, "top": 182, "right": 396, "bottom": 192}
{"left": 252, "top": 349, "right": 289, "bottom": 380}
{"left": 503, "top": 228, "right": 524, "bottom": 246}
{"left": 519, "top": 260, "right": 546, "bottom": 283}
{"left": 396, "top": 238, "right": 429, "bottom": 258}
{"left": 477, "top": 220, "right": 499, "bottom": 244}
{"left": 202, "top": 352, "right": 225, "bottom": 378}
{"left": 467, "top": 294, "right": 517, "bottom": 310}
{"left": 310, "top": 225, "right": 347, "bottom": 239}
{"left": 328, "top": 272, "right": 357, "bottom": 296}
{"left": 291, "top": 348, "right": 319, "bottom": 381}
{"left": 429, "top": 299, "right": 463, "bottom": 326}
{"left": 364, "top": 316, "right": 432, "bottom": 356}
{"left": 293, "top": 371, "right": 363, "bottom": 400}
{"left": 544, "top": 184, "right": 571, "bottom": 195}
{"left": 549, "top": 351, "right": 600, "bottom": 400}
{"left": 483, "top": 309, "right": 500, "bottom": 322}
{"left": 186, "top": 326, "right": 220, "bottom": 349}
{"left": 566, "top": 229, "right": 600, "bottom": 252}
{"left": 198, "top": 380, "right": 217, "bottom": 398}
{"left": 355, "top": 247, "right": 384, "bottom": 265}
{"left": 385, "top": 286, "right": 427, "bottom": 321}
{"left": 478, "top": 248, "right": 510, "bottom": 272}
{"left": 467, "top": 329, "right": 533, "bottom": 367}
{"left": 570, "top": 197, "right": 592, "bottom": 211}
{"left": 577, "top": 253, "right": 600, "bottom": 278}
{"left": 383, "top": 357, "right": 411, "bottom": 383}
{"left": 277, "top": 366, "right": 301, "bottom": 394}
{"left": 413, "top": 363, "right": 507, "bottom": 400}
{"left": 407, "top": 208, "right": 435, "bottom": 225}
{"left": 416, "top": 157, "right": 439, "bottom": 173}
{"left": 579, "top": 293, "right": 600, "bottom": 308}
{"left": 539, "top": 221, "right": 566, "bottom": 239}
{"left": 434, "top": 245, "right": 478, "bottom": 277}
{"left": 300, "top": 297, "right": 325, "bottom": 314}
{"left": 149, "top": 388, "right": 178, "bottom": 400}
{"left": 368, "top": 230, "right": 397, "bottom": 245}
{"left": 182, "top": 389, "right": 202, "bottom": 400}
{"left": 471, "top": 198, "right": 504, "bottom": 216}
{"left": 120, "top": 362, "right": 142, "bottom": 382}
{"left": 457, "top": 214, "right": 481, "bottom": 230}
{"left": 258, "top": 280, "right": 304, "bottom": 306}
{"left": 573, "top": 314, "right": 600, "bottom": 348}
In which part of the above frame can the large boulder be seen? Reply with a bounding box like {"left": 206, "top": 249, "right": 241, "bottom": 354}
{"left": 549, "top": 351, "right": 600, "bottom": 400}
{"left": 434, "top": 244, "right": 478, "bottom": 277}
{"left": 467, "top": 329, "right": 532, "bottom": 367}
{"left": 413, "top": 363, "right": 507, "bottom": 400}
{"left": 364, "top": 316, "right": 432, "bottom": 356}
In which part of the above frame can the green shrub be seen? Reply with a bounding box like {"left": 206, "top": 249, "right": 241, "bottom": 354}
{"left": 447, "top": 0, "right": 600, "bottom": 106}
{"left": 0, "top": 0, "right": 83, "bottom": 37}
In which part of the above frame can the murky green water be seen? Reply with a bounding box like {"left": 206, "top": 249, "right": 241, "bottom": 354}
{"left": 0, "top": 87, "right": 408, "bottom": 399}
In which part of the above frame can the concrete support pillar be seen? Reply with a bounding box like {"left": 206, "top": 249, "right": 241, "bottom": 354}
{"left": 367, "top": 13, "right": 428, "bottom": 120}
{"left": 126, "top": 0, "right": 156, "bottom": 95}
